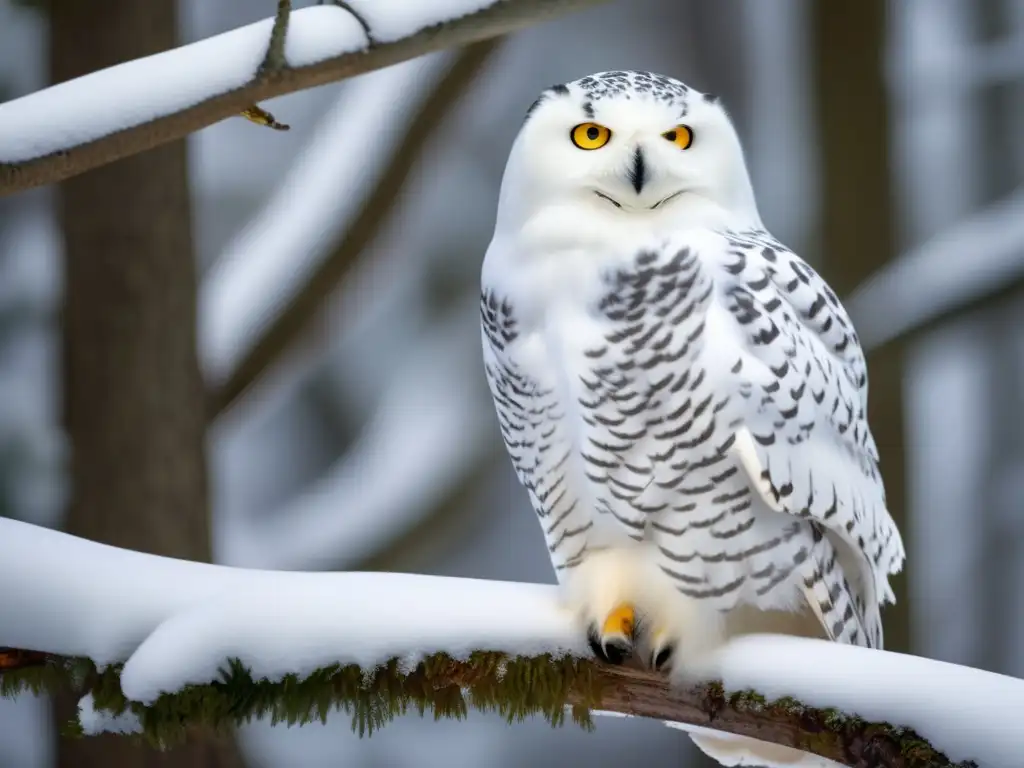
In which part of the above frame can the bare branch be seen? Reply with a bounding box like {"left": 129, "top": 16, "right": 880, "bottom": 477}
{"left": 327, "top": 1, "right": 375, "bottom": 44}
{"left": 0, "top": 647, "right": 972, "bottom": 767}
{"left": 0, "top": 0, "right": 609, "bottom": 196}
{"left": 207, "top": 37, "right": 501, "bottom": 417}
{"left": 258, "top": 0, "right": 292, "bottom": 77}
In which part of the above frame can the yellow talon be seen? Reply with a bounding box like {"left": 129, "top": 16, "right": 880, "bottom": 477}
{"left": 602, "top": 603, "right": 636, "bottom": 639}
{"left": 588, "top": 603, "right": 636, "bottom": 665}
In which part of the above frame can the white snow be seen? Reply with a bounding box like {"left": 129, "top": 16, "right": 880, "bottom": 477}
{"left": 2, "top": 517, "right": 1023, "bottom": 766}
{"left": 77, "top": 694, "right": 142, "bottom": 737}
{"left": 0, "top": 7, "right": 366, "bottom": 164}
{"left": 670, "top": 723, "right": 844, "bottom": 768}
{"left": 120, "top": 575, "right": 578, "bottom": 704}
{"left": 346, "top": 0, "right": 503, "bottom": 44}
{"left": 848, "top": 186, "right": 1024, "bottom": 352}
{"left": 199, "top": 52, "right": 452, "bottom": 383}
{"left": 691, "top": 634, "right": 1024, "bottom": 768}
{"left": 0, "top": 516, "right": 583, "bottom": 691}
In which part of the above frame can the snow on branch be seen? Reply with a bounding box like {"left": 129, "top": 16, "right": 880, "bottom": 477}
{"left": 0, "top": 0, "right": 608, "bottom": 196}
{"left": 0, "top": 519, "right": 1015, "bottom": 766}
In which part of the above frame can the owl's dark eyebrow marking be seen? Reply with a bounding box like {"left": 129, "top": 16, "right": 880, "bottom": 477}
{"left": 524, "top": 95, "right": 546, "bottom": 120}
{"left": 702, "top": 92, "right": 719, "bottom": 103}
{"left": 582, "top": 101, "right": 595, "bottom": 119}
{"left": 524, "top": 83, "right": 573, "bottom": 122}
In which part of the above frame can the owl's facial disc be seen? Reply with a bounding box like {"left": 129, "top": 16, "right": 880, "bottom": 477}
{"left": 505, "top": 71, "right": 761, "bottom": 230}
{"left": 556, "top": 102, "right": 700, "bottom": 214}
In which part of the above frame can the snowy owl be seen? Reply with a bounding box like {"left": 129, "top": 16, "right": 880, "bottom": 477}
{"left": 480, "top": 71, "right": 905, "bottom": 677}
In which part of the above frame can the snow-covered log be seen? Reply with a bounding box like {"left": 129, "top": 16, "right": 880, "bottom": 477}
{"left": 0, "top": 0, "right": 608, "bottom": 195}
{"left": 0, "top": 518, "right": 1015, "bottom": 766}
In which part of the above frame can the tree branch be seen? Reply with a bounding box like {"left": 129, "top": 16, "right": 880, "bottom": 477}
{"left": 207, "top": 37, "right": 501, "bottom": 417}
{"left": 0, "top": 647, "right": 971, "bottom": 767}
{"left": 258, "top": 0, "right": 292, "bottom": 77}
{"left": 0, "top": 0, "right": 608, "bottom": 196}
{"left": 0, "top": 518, "right": 1010, "bottom": 766}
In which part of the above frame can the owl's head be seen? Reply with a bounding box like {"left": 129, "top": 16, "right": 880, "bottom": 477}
{"left": 496, "top": 71, "right": 761, "bottom": 233}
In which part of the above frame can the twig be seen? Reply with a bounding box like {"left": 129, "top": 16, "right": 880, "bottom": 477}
{"left": 325, "top": 1, "right": 375, "bottom": 45}
{"left": 208, "top": 38, "right": 501, "bottom": 417}
{"left": 258, "top": 0, "right": 292, "bottom": 78}
{"left": 0, "top": 648, "right": 973, "bottom": 767}
{"left": 0, "top": 0, "right": 609, "bottom": 195}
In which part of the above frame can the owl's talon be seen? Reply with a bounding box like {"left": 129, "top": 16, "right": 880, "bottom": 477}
{"left": 588, "top": 625, "right": 632, "bottom": 664}
{"left": 587, "top": 603, "right": 636, "bottom": 664}
{"left": 651, "top": 643, "right": 673, "bottom": 672}
{"left": 649, "top": 628, "right": 674, "bottom": 672}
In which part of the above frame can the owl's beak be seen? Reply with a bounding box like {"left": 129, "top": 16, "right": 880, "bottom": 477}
{"left": 626, "top": 146, "right": 648, "bottom": 194}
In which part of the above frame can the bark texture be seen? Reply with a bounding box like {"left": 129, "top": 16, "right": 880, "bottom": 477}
{"left": 49, "top": 0, "right": 244, "bottom": 764}
{"left": 1, "top": 647, "right": 973, "bottom": 768}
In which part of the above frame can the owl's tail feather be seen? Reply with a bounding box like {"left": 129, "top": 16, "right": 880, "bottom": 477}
{"left": 800, "top": 528, "right": 879, "bottom": 649}
{"left": 672, "top": 532, "right": 874, "bottom": 765}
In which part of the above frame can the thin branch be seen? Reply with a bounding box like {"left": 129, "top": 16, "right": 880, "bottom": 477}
{"left": 0, "top": 648, "right": 971, "bottom": 767}
{"left": 207, "top": 37, "right": 501, "bottom": 417}
{"left": 326, "top": 1, "right": 375, "bottom": 45}
{"left": 258, "top": 0, "right": 292, "bottom": 77}
{"left": 0, "top": 0, "right": 608, "bottom": 196}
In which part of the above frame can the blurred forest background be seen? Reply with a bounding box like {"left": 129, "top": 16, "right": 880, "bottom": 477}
{"left": 2, "top": 0, "right": 1024, "bottom": 766}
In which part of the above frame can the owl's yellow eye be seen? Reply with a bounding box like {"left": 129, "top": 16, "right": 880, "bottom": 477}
{"left": 571, "top": 122, "right": 612, "bottom": 150}
{"left": 662, "top": 125, "right": 694, "bottom": 150}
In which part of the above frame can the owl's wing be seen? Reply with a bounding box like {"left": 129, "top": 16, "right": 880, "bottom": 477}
{"left": 706, "top": 230, "right": 905, "bottom": 646}
{"left": 480, "top": 289, "right": 593, "bottom": 579}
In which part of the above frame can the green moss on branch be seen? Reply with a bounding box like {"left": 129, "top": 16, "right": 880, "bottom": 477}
{"left": 1, "top": 649, "right": 977, "bottom": 767}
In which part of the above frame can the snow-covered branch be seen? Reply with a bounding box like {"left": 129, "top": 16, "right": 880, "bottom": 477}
{"left": 0, "top": 0, "right": 607, "bottom": 196}
{"left": 0, "top": 519, "right": 1015, "bottom": 766}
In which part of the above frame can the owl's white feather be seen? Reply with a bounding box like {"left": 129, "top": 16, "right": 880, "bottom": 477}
{"left": 479, "top": 73, "right": 905, "bottom": 757}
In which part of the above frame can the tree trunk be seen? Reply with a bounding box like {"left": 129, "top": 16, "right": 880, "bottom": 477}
{"left": 812, "top": 1, "right": 911, "bottom": 653}
{"left": 49, "top": 1, "right": 245, "bottom": 765}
